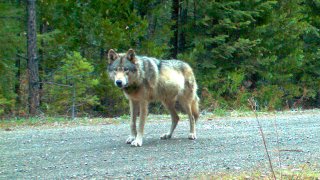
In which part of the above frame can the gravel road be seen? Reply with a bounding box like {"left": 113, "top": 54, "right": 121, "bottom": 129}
{"left": 1, "top": 112, "right": 320, "bottom": 179}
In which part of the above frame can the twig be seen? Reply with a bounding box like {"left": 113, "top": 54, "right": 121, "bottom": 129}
{"left": 278, "top": 149, "right": 303, "bottom": 152}
{"left": 16, "top": 53, "right": 28, "bottom": 60}
{"left": 38, "top": 81, "right": 73, "bottom": 87}
{"left": 273, "top": 113, "right": 282, "bottom": 180}
{"left": 0, "top": 16, "right": 21, "bottom": 20}
{"left": 248, "top": 97, "right": 276, "bottom": 180}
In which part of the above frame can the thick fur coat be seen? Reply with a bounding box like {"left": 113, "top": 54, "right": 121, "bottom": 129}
{"left": 107, "top": 49, "right": 199, "bottom": 147}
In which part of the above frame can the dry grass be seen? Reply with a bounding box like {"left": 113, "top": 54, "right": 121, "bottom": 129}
{"left": 197, "top": 165, "right": 320, "bottom": 179}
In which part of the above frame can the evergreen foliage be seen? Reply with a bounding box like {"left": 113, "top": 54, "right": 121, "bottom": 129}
{"left": 43, "top": 52, "right": 98, "bottom": 116}
{"left": 0, "top": 0, "right": 319, "bottom": 117}
{"left": 0, "top": 2, "right": 25, "bottom": 116}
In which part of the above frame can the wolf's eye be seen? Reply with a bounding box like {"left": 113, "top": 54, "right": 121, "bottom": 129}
{"left": 124, "top": 67, "right": 129, "bottom": 72}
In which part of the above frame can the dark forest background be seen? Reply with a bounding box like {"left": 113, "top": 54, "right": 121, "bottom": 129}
{"left": 1, "top": 0, "right": 319, "bottom": 118}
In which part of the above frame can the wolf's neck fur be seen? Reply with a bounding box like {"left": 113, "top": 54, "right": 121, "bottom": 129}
{"left": 123, "top": 83, "right": 140, "bottom": 94}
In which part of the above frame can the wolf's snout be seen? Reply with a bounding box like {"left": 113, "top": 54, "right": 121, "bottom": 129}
{"left": 116, "top": 80, "right": 123, "bottom": 87}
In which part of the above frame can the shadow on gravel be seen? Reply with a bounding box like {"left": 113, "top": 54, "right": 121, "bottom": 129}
{"left": 120, "top": 138, "right": 206, "bottom": 150}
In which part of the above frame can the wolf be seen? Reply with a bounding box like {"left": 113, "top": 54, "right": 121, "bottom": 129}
{"left": 107, "top": 49, "right": 199, "bottom": 147}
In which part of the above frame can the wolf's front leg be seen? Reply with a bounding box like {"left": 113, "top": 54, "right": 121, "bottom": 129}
{"left": 131, "top": 101, "right": 148, "bottom": 147}
{"left": 127, "top": 100, "right": 139, "bottom": 144}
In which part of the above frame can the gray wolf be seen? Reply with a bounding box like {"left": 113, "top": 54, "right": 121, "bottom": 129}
{"left": 107, "top": 49, "right": 199, "bottom": 147}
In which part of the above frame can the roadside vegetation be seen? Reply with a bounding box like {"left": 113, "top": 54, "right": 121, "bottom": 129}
{"left": 199, "top": 165, "right": 320, "bottom": 179}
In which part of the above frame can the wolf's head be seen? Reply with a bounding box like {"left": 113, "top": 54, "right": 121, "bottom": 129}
{"left": 107, "top": 49, "right": 139, "bottom": 89}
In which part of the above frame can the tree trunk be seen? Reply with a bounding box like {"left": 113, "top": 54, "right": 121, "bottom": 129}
{"left": 170, "top": 0, "right": 180, "bottom": 59}
{"left": 317, "top": 91, "right": 320, "bottom": 108}
{"left": 39, "top": 20, "right": 47, "bottom": 107}
{"left": 27, "top": 0, "right": 39, "bottom": 116}
{"left": 15, "top": 50, "right": 21, "bottom": 105}
{"left": 179, "top": 0, "right": 188, "bottom": 53}
{"left": 71, "top": 84, "right": 76, "bottom": 119}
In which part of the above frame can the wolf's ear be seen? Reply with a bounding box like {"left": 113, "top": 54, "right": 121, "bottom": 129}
{"left": 107, "top": 49, "right": 118, "bottom": 64}
{"left": 126, "top": 49, "right": 137, "bottom": 64}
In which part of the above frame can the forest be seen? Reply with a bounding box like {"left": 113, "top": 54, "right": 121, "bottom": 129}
{"left": 0, "top": 0, "right": 319, "bottom": 118}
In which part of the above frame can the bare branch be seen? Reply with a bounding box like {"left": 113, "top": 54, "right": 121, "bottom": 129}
{"left": 16, "top": 54, "right": 28, "bottom": 60}
{"left": 38, "top": 81, "right": 72, "bottom": 87}
{"left": 248, "top": 97, "right": 276, "bottom": 180}
{"left": 273, "top": 113, "right": 282, "bottom": 180}
{"left": 0, "top": 16, "right": 21, "bottom": 20}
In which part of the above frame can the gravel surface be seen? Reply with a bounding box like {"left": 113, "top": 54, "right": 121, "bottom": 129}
{"left": 1, "top": 112, "right": 320, "bottom": 179}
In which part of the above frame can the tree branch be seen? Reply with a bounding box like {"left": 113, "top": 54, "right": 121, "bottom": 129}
{"left": 38, "top": 81, "right": 72, "bottom": 87}
{"left": 16, "top": 54, "right": 28, "bottom": 60}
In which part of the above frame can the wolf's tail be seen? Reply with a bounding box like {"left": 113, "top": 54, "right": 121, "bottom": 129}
{"left": 192, "top": 95, "right": 200, "bottom": 122}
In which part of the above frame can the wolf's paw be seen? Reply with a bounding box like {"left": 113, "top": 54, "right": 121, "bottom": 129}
{"left": 131, "top": 139, "right": 143, "bottom": 147}
{"left": 188, "top": 133, "right": 197, "bottom": 140}
{"left": 160, "top": 133, "right": 172, "bottom": 140}
{"left": 126, "top": 136, "right": 135, "bottom": 144}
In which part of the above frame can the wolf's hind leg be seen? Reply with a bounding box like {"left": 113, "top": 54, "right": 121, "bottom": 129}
{"left": 161, "top": 101, "right": 179, "bottom": 140}
{"left": 180, "top": 99, "right": 197, "bottom": 140}
{"left": 127, "top": 100, "right": 139, "bottom": 144}
{"left": 186, "top": 106, "right": 197, "bottom": 140}
{"left": 191, "top": 95, "right": 200, "bottom": 122}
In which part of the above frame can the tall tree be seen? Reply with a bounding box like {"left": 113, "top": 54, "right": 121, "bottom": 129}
{"left": 27, "top": 0, "right": 39, "bottom": 115}
{"left": 45, "top": 52, "right": 98, "bottom": 118}
{"left": 0, "top": 1, "right": 25, "bottom": 116}
{"left": 304, "top": 0, "right": 320, "bottom": 107}
{"left": 252, "top": 0, "right": 319, "bottom": 109}
{"left": 170, "top": 0, "right": 180, "bottom": 58}
{"left": 180, "top": 0, "right": 278, "bottom": 109}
